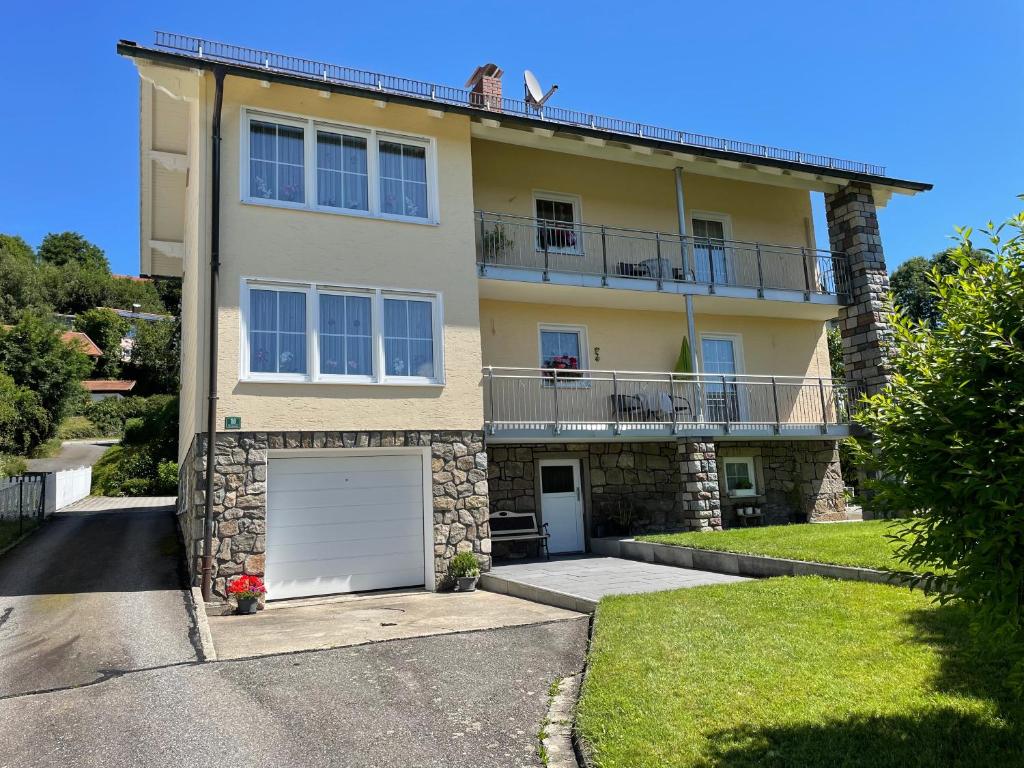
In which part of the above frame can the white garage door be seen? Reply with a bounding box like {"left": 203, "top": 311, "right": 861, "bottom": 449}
{"left": 265, "top": 453, "right": 426, "bottom": 600}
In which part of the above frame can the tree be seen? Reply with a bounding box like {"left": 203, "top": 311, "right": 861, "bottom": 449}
{"left": 37, "top": 232, "right": 109, "bottom": 272}
{"left": 0, "top": 234, "right": 35, "bottom": 264}
{"left": 890, "top": 248, "right": 991, "bottom": 324}
{"left": 827, "top": 324, "right": 845, "bottom": 380}
{"left": 124, "top": 318, "right": 180, "bottom": 395}
{"left": 0, "top": 247, "right": 46, "bottom": 323}
{"left": 0, "top": 311, "right": 92, "bottom": 434}
{"left": 38, "top": 261, "right": 112, "bottom": 315}
{"left": 74, "top": 308, "right": 128, "bottom": 379}
{"left": 105, "top": 276, "right": 170, "bottom": 314}
{"left": 855, "top": 206, "right": 1024, "bottom": 685}
{"left": 0, "top": 371, "right": 50, "bottom": 456}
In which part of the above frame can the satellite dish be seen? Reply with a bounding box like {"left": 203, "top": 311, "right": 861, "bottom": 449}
{"left": 524, "top": 70, "right": 558, "bottom": 111}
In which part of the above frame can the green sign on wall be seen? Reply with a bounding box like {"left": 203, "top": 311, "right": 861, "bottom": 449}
{"left": 224, "top": 416, "right": 242, "bottom": 430}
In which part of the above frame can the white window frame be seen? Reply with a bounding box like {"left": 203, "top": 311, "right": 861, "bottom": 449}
{"left": 724, "top": 456, "right": 757, "bottom": 497}
{"left": 240, "top": 278, "right": 445, "bottom": 386}
{"left": 240, "top": 108, "right": 440, "bottom": 225}
{"left": 690, "top": 211, "right": 734, "bottom": 283}
{"left": 533, "top": 190, "right": 583, "bottom": 256}
{"left": 538, "top": 323, "right": 589, "bottom": 387}
{"left": 700, "top": 332, "right": 746, "bottom": 421}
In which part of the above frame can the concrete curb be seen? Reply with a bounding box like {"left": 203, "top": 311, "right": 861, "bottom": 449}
{"left": 479, "top": 573, "right": 598, "bottom": 614}
{"left": 592, "top": 536, "right": 921, "bottom": 588}
{"left": 541, "top": 674, "right": 581, "bottom": 768}
{"left": 188, "top": 586, "right": 218, "bottom": 662}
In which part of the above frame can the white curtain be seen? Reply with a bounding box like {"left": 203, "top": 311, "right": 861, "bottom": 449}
{"left": 383, "top": 298, "right": 433, "bottom": 377}
{"left": 319, "top": 294, "right": 372, "bottom": 376}
{"left": 379, "top": 141, "right": 427, "bottom": 218}
{"left": 249, "top": 289, "right": 306, "bottom": 374}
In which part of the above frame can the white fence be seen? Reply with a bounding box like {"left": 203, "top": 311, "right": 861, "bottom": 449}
{"left": 46, "top": 466, "right": 92, "bottom": 513}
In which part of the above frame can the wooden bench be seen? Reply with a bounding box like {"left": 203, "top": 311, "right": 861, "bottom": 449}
{"left": 490, "top": 510, "right": 550, "bottom": 560}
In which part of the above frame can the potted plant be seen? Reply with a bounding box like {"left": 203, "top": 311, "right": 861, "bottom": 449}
{"left": 227, "top": 575, "right": 266, "bottom": 614}
{"left": 449, "top": 551, "right": 481, "bottom": 592}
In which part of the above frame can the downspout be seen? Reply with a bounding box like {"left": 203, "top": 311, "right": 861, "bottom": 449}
{"left": 201, "top": 68, "right": 226, "bottom": 603}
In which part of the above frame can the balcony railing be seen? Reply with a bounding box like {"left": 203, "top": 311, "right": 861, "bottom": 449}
{"left": 483, "top": 367, "right": 864, "bottom": 440}
{"left": 475, "top": 212, "right": 851, "bottom": 301}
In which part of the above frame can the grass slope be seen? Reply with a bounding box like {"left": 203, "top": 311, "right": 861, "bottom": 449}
{"left": 640, "top": 519, "right": 918, "bottom": 572}
{"left": 577, "top": 578, "right": 1023, "bottom": 768}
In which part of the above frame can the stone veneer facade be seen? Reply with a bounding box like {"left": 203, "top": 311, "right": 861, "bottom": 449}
{"left": 826, "top": 182, "right": 893, "bottom": 398}
{"left": 716, "top": 440, "right": 845, "bottom": 526}
{"left": 177, "top": 430, "right": 489, "bottom": 599}
{"left": 487, "top": 440, "right": 723, "bottom": 548}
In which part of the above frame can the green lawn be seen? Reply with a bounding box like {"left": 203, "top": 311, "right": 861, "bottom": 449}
{"left": 639, "top": 519, "right": 923, "bottom": 572}
{"left": 576, "top": 578, "right": 1023, "bottom": 768}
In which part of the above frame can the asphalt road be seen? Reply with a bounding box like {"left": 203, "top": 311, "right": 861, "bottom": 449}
{"left": 24, "top": 440, "right": 113, "bottom": 472}
{"left": 0, "top": 500, "right": 198, "bottom": 698}
{"left": 0, "top": 500, "right": 590, "bottom": 767}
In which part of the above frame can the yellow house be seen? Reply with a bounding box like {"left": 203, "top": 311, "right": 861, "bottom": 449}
{"left": 119, "top": 33, "right": 930, "bottom": 601}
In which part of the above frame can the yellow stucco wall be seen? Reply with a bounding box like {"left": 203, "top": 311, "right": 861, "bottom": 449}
{"left": 208, "top": 76, "right": 484, "bottom": 432}
{"left": 478, "top": 299, "right": 830, "bottom": 379}
{"left": 471, "top": 140, "right": 816, "bottom": 247}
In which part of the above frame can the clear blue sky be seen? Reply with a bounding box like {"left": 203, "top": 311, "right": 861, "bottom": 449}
{"left": 2, "top": 1, "right": 1021, "bottom": 275}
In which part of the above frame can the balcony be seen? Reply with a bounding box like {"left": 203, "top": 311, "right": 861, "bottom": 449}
{"left": 483, "top": 367, "right": 862, "bottom": 441}
{"left": 475, "top": 212, "right": 851, "bottom": 305}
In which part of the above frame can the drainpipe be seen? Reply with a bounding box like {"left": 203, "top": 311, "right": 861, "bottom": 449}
{"left": 201, "top": 68, "right": 226, "bottom": 603}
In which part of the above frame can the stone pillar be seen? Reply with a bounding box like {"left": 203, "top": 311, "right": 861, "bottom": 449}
{"left": 826, "top": 182, "right": 892, "bottom": 397}
{"left": 676, "top": 440, "right": 722, "bottom": 531}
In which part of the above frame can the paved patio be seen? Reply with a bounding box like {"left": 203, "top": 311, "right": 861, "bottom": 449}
{"left": 481, "top": 555, "right": 748, "bottom": 613}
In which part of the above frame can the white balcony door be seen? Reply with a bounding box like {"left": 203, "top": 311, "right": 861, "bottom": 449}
{"left": 701, "top": 335, "right": 743, "bottom": 422}
{"left": 692, "top": 217, "right": 729, "bottom": 284}
{"left": 539, "top": 460, "right": 584, "bottom": 554}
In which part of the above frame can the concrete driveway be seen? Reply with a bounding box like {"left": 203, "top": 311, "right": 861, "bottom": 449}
{"left": 0, "top": 497, "right": 197, "bottom": 698}
{"left": 24, "top": 439, "right": 114, "bottom": 472}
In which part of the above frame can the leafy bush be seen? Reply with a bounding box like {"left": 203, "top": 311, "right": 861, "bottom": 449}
{"left": 0, "top": 371, "right": 51, "bottom": 456}
{"left": 0, "top": 454, "right": 27, "bottom": 479}
{"left": 156, "top": 460, "right": 179, "bottom": 495}
{"left": 85, "top": 394, "right": 173, "bottom": 437}
{"left": 122, "top": 417, "right": 147, "bottom": 445}
{"left": 855, "top": 206, "right": 1024, "bottom": 686}
{"left": 57, "top": 416, "right": 101, "bottom": 440}
{"left": 449, "top": 551, "right": 481, "bottom": 578}
{"left": 74, "top": 308, "right": 128, "bottom": 379}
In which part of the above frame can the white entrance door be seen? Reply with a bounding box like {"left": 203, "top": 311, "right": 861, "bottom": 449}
{"left": 539, "top": 460, "right": 584, "bottom": 553}
{"left": 265, "top": 454, "right": 426, "bottom": 600}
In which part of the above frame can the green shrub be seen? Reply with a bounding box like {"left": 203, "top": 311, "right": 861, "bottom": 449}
{"left": 85, "top": 396, "right": 148, "bottom": 436}
{"left": 449, "top": 551, "right": 481, "bottom": 578}
{"left": 0, "top": 371, "right": 51, "bottom": 455}
{"left": 0, "top": 454, "right": 27, "bottom": 479}
{"left": 122, "top": 417, "right": 146, "bottom": 445}
{"left": 57, "top": 416, "right": 101, "bottom": 440}
{"left": 155, "top": 460, "right": 179, "bottom": 495}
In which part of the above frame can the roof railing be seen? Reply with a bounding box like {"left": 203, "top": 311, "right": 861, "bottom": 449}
{"left": 151, "top": 32, "right": 886, "bottom": 177}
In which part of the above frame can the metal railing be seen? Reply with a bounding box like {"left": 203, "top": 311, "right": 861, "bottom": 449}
{"left": 0, "top": 472, "right": 47, "bottom": 541}
{"left": 475, "top": 212, "right": 851, "bottom": 298}
{"left": 483, "top": 367, "right": 864, "bottom": 437}
{"left": 151, "top": 32, "right": 886, "bottom": 177}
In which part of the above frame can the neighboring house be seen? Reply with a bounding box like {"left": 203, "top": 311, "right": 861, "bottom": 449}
{"left": 82, "top": 379, "right": 137, "bottom": 401}
{"left": 119, "top": 33, "right": 931, "bottom": 601}
{"left": 61, "top": 331, "right": 103, "bottom": 359}
{"left": 99, "top": 306, "right": 174, "bottom": 361}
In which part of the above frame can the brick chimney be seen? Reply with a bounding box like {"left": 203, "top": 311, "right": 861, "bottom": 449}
{"left": 465, "top": 63, "right": 503, "bottom": 112}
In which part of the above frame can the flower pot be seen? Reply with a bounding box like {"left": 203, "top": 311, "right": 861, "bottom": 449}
{"left": 457, "top": 576, "right": 479, "bottom": 592}
{"left": 235, "top": 596, "right": 259, "bottom": 615}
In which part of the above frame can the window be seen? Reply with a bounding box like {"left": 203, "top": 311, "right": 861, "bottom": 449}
{"left": 701, "top": 335, "right": 742, "bottom": 422}
{"left": 319, "top": 293, "right": 372, "bottom": 377}
{"left": 724, "top": 457, "right": 757, "bottom": 497}
{"left": 383, "top": 297, "right": 435, "bottom": 379}
{"left": 692, "top": 216, "right": 729, "bottom": 284}
{"left": 534, "top": 193, "right": 581, "bottom": 253}
{"left": 243, "top": 109, "right": 437, "bottom": 223}
{"left": 539, "top": 325, "right": 586, "bottom": 382}
{"left": 249, "top": 119, "right": 305, "bottom": 204}
{"left": 316, "top": 131, "right": 368, "bottom": 212}
{"left": 242, "top": 280, "right": 442, "bottom": 384}
{"left": 248, "top": 288, "right": 307, "bottom": 375}
{"left": 379, "top": 140, "right": 428, "bottom": 218}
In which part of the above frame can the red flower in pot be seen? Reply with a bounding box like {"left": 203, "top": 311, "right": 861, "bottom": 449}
{"left": 227, "top": 575, "right": 266, "bottom": 614}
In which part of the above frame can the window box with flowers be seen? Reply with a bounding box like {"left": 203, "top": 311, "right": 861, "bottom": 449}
{"left": 227, "top": 575, "right": 266, "bottom": 614}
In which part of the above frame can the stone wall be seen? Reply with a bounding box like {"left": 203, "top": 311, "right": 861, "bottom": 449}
{"left": 488, "top": 441, "right": 725, "bottom": 543}
{"left": 716, "top": 440, "right": 845, "bottom": 526}
{"left": 826, "top": 183, "right": 892, "bottom": 398}
{"left": 180, "top": 430, "right": 489, "bottom": 598}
